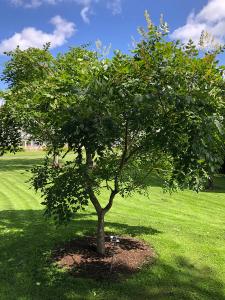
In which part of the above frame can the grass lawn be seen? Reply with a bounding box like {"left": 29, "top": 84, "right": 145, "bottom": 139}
{"left": 0, "top": 151, "right": 225, "bottom": 300}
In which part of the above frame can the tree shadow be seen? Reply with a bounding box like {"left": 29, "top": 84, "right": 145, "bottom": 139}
{"left": 111, "top": 256, "right": 225, "bottom": 300}
{"left": 53, "top": 235, "right": 154, "bottom": 280}
{"left": 0, "top": 156, "right": 164, "bottom": 188}
{"left": 0, "top": 209, "right": 224, "bottom": 299}
{"left": 203, "top": 175, "right": 225, "bottom": 194}
{"left": 0, "top": 158, "right": 44, "bottom": 172}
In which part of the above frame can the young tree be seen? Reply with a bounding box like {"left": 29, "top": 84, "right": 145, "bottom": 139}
{"left": 1, "top": 16, "right": 224, "bottom": 254}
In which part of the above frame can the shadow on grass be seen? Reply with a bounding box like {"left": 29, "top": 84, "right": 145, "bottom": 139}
{"left": 0, "top": 158, "right": 164, "bottom": 190}
{"left": 0, "top": 210, "right": 224, "bottom": 300}
{"left": 0, "top": 158, "right": 44, "bottom": 172}
{"left": 204, "top": 175, "right": 225, "bottom": 194}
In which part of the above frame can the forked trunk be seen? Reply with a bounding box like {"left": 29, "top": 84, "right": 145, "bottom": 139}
{"left": 97, "top": 211, "right": 105, "bottom": 255}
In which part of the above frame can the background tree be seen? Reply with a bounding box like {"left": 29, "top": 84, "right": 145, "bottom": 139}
{"left": 1, "top": 45, "right": 61, "bottom": 163}
{"left": 1, "top": 14, "right": 224, "bottom": 254}
{"left": 0, "top": 104, "right": 21, "bottom": 156}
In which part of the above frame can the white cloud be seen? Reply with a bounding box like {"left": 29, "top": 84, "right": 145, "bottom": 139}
{"left": 197, "top": 0, "right": 225, "bottom": 23}
{"left": 10, "top": 0, "right": 59, "bottom": 8}
{"left": 0, "top": 15, "right": 76, "bottom": 54}
{"left": 171, "top": 0, "right": 225, "bottom": 45}
{"left": 80, "top": 6, "right": 91, "bottom": 23}
{"left": 107, "top": 0, "right": 122, "bottom": 15}
{"left": 9, "top": 0, "right": 122, "bottom": 22}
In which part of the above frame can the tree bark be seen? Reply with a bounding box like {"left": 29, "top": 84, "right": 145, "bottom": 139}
{"left": 206, "top": 176, "right": 214, "bottom": 190}
{"left": 97, "top": 211, "right": 105, "bottom": 255}
{"left": 85, "top": 147, "right": 119, "bottom": 255}
{"left": 52, "top": 154, "right": 59, "bottom": 168}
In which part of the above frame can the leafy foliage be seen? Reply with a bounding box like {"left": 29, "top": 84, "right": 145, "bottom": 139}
{"left": 0, "top": 104, "right": 21, "bottom": 156}
{"left": 1, "top": 13, "right": 225, "bottom": 253}
{"left": 32, "top": 159, "right": 89, "bottom": 224}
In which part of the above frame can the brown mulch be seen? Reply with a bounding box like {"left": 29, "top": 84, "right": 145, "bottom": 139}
{"left": 52, "top": 236, "right": 155, "bottom": 280}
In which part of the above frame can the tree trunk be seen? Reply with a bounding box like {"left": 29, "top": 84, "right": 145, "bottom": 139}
{"left": 97, "top": 211, "right": 105, "bottom": 255}
{"left": 52, "top": 154, "right": 59, "bottom": 168}
{"left": 206, "top": 176, "right": 214, "bottom": 190}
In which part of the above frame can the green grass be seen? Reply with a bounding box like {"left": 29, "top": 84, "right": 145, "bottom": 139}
{"left": 0, "top": 152, "right": 225, "bottom": 300}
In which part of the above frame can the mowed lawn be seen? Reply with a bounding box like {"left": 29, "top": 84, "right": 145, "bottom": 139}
{"left": 0, "top": 152, "right": 225, "bottom": 300}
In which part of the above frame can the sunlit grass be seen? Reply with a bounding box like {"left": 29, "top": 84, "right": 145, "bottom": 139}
{"left": 0, "top": 151, "right": 225, "bottom": 299}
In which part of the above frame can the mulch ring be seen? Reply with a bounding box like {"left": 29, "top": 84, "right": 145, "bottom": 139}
{"left": 52, "top": 236, "right": 155, "bottom": 280}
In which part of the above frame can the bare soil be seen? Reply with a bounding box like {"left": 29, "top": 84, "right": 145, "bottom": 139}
{"left": 53, "top": 236, "right": 155, "bottom": 280}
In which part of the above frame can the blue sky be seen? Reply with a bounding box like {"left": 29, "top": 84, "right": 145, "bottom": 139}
{"left": 0, "top": 0, "right": 225, "bottom": 88}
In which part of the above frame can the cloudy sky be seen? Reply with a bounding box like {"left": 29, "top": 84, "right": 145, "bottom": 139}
{"left": 1, "top": 0, "right": 225, "bottom": 88}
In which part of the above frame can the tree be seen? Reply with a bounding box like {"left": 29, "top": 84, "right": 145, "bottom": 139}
{"left": 0, "top": 104, "right": 21, "bottom": 156}
{"left": 1, "top": 15, "right": 224, "bottom": 254}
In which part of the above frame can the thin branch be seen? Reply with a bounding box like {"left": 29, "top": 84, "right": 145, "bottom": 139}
{"left": 85, "top": 146, "right": 102, "bottom": 214}
{"left": 105, "top": 179, "right": 113, "bottom": 192}
{"left": 124, "top": 145, "right": 142, "bottom": 163}
{"left": 118, "top": 120, "right": 129, "bottom": 173}
{"left": 103, "top": 120, "right": 129, "bottom": 213}
{"left": 62, "top": 148, "right": 71, "bottom": 159}
{"left": 103, "top": 189, "right": 117, "bottom": 213}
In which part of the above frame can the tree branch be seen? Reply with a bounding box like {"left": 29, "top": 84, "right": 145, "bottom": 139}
{"left": 103, "top": 189, "right": 117, "bottom": 213}
{"left": 103, "top": 121, "right": 129, "bottom": 214}
{"left": 87, "top": 186, "right": 102, "bottom": 214}
{"left": 118, "top": 120, "right": 129, "bottom": 173}
{"left": 62, "top": 147, "right": 71, "bottom": 159}
{"left": 85, "top": 147, "right": 102, "bottom": 214}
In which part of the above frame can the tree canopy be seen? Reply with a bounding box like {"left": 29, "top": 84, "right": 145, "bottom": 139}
{"left": 1, "top": 14, "right": 225, "bottom": 254}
